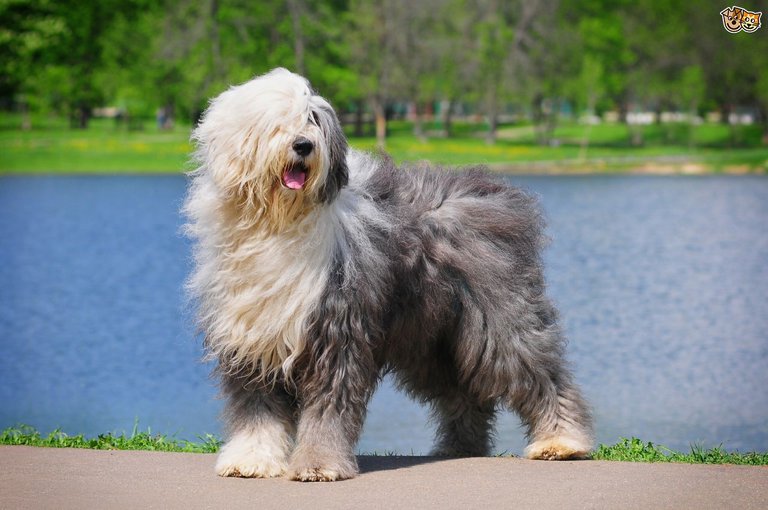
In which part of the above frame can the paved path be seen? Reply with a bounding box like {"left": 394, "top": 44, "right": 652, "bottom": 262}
{"left": 1, "top": 446, "right": 766, "bottom": 509}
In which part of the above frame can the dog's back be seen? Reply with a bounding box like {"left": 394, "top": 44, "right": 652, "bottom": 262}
{"left": 339, "top": 154, "right": 557, "bottom": 397}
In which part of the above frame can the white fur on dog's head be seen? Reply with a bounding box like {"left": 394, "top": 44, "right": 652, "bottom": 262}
{"left": 192, "top": 68, "right": 348, "bottom": 231}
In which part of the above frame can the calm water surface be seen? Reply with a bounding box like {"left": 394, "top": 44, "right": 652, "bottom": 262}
{"left": 1, "top": 174, "right": 766, "bottom": 454}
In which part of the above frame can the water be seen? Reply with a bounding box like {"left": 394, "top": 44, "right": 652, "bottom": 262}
{"left": 1, "top": 174, "right": 766, "bottom": 454}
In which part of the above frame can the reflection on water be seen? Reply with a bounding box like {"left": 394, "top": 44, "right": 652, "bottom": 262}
{"left": 0, "top": 175, "right": 766, "bottom": 454}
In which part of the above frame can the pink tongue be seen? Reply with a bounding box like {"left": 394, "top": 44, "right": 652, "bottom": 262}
{"left": 283, "top": 168, "right": 306, "bottom": 189}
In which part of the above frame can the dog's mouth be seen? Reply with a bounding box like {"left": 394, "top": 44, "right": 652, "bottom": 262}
{"left": 282, "top": 163, "right": 308, "bottom": 190}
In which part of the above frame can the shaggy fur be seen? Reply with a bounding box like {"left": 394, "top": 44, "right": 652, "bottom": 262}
{"left": 184, "top": 68, "right": 593, "bottom": 482}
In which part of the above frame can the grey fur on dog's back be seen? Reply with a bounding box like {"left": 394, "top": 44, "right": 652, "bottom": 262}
{"left": 185, "top": 69, "right": 592, "bottom": 481}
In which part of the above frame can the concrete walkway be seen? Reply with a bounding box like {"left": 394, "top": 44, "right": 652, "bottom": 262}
{"left": 1, "top": 446, "right": 766, "bottom": 509}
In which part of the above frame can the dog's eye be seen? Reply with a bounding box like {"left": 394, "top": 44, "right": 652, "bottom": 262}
{"left": 309, "top": 111, "right": 320, "bottom": 126}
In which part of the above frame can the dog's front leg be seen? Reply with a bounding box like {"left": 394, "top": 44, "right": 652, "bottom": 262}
{"left": 215, "top": 380, "right": 296, "bottom": 478}
{"left": 288, "top": 346, "right": 376, "bottom": 482}
{"left": 288, "top": 396, "right": 367, "bottom": 482}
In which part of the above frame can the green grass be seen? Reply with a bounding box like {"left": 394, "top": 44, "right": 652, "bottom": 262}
{"left": 0, "top": 117, "right": 195, "bottom": 174}
{"left": 592, "top": 437, "right": 768, "bottom": 466}
{"left": 0, "top": 424, "right": 221, "bottom": 453}
{"left": 2, "top": 426, "right": 766, "bottom": 464}
{"left": 1, "top": 114, "right": 767, "bottom": 174}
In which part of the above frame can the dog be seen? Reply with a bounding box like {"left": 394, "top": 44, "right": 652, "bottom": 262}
{"left": 184, "top": 68, "right": 593, "bottom": 482}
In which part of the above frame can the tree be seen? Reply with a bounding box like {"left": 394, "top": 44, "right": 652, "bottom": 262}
{"left": 581, "top": 58, "right": 605, "bottom": 154}
{"left": 3, "top": 0, "right": 766, "bottom": 148}
{"left": 50, "top": 0, "right": 147, "bottom": 128}
{"left": 345, "top": 0, "right": 401, "bottom": 147}
{"left": 429, "top": 0, "right": 484, "bottom": 137}
{"left": 570, "top": 0, "right": 633, "bottom": 121}
{"left": 291, "top": 0, "right": 359, "bottom": 120}
{"left": 524, "top": 0, "right": 581, "bottom": 146}
{"left": 0, "top": 0, "right": 65, "bottom": 128}
{"left": 470, "top": 0, "right": 548, "bottom": 144}
{"left": 474, "top": 0, "right": 509, "bottom": 144}
{"left": 678, "top": 65, "right": 705, "bottom": 148}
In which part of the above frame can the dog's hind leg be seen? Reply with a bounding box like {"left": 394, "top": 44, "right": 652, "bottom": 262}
{"left": 215, "top": 376, "right": 296, "bottom": 478}
{"left": 516, "top": 370, "right": 593, "bottom": 460}
{"left": 430, "top": 391, "right": 496, "bottom": 457}
{"left": 503, "top": 330, "right": 594, "bottom": 460}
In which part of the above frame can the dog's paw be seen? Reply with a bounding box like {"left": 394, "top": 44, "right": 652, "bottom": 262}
{"left": 215, "top": 443, "right": 287, "bottom": 478}
{"left": 289, "top": 466, "right": 348, "bottom": 482}
{"left": 216, "top": 456, "right": 287, "bottom": 478}
{"left": 524, "top": 436, "right": 591, "bottom": 460}
{"left": 288, "top": 452, "right": 358, "bottom": 482}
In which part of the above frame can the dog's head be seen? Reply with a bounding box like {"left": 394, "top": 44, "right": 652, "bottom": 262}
{"left": 721, "top": 7, "right": 743, "bottom": 33}
{"left": 192, "top": 68, "right": 348, "bottom": 230}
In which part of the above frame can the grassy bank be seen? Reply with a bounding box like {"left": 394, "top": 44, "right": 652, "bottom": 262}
{"left": 592, "top": 437, "right": 768, "bottom": 466}
{"left": 0, "top": 425, "right": 221, "bottom": 454}
{"left": 2, "top": 426, "right": 766, "bottom": 465}
{"left": 1, "top": 114, "right": 767, "bottom": 174}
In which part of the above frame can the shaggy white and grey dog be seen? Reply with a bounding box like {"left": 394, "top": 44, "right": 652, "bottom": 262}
{"left": 184, "top": 68, "right": 593, "bottom": 482}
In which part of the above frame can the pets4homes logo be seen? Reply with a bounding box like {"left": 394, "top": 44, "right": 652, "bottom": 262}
{"left": 721, "top": 5, "right": 762, "bottom": 32}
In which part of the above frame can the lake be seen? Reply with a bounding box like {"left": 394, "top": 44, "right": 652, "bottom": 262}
{"left": 1, "top": 174, "right": 766, "bottom": 455}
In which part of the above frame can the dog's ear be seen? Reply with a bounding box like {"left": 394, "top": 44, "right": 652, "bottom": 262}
{"left": 315, "top": 104, "right": 349, "bottom": 203}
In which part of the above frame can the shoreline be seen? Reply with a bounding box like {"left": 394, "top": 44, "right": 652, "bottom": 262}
{"left": 3, "top": 427, "right": 767, "bottom": 466}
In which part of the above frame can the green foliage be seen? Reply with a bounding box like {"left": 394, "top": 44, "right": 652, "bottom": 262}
{"left": 593, "top": 437, "right": 768, "bottom": 466}
{"left": 0, "top": 0, "right": 62, "bottom": 98}
{"left": 1, "top": 424, "right": 221, "bottom": 453}
{"left": 4, "top": 0, "right": 766, "bottom": 139}
{"left": 678, "top": 65, "right": 705, "bottom": 112}
{"left": 0, "top": 115, "right": 194, "bottom": 172}
{"left": 3, "top": 427, "right": 766, "bottom": 465}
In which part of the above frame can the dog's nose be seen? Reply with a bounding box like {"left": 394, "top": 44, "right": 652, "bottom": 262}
{"left": 292, "top": 137, "right": 314, "bottom": 157}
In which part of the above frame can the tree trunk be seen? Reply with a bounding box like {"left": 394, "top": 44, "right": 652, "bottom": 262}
{"left": 20, "top": 98, "right": 31, "bottom": 131}
{"left": 578, "top": 94, "right": 598, "bottom": 161}
{"left": 618, "top": 100, "right": 628, "bottom": 124}
{"left": 71, "top": 105, "right": 90, "bottom": 129}
{"left": 578, "top": 123, "right": 593, "bottom": 162}
{"left": 688, "top": 101, "right": 698, "bottom": 150}
{"left": 79, "top": 108, "right": 89, "bottom": 129}
{"left": 486, "top": 112, "right": 498, "bottom": 145}
{"left": 287, "top": 0, "right": 306, "bottom": 75}
{"left": 485, "top": 84, "right": 498, "bottom": 145}
{"left": 761, "top": 104, "right": 768, "bottom": 146}
{"left": 373, "top": 98, "right": 387, "bottom": 149}
{"left": 531, "top": 93, "right": 544, "bottom": 145}
{"left": 161, "top": 102, "right": 175, "bottom": 130}
{"left": 441, "top": 100, "right": 453, "bottom": 138}
{"left": 412, "top": 102, "right": 426, "bottom": 142}
{"left": 209, "top": 0, "right": 221, "bottom": 77}
{"left": 720, "top": 103, "right": 731, "bottom": 125}
{"left": 354, "top": 100, "right": 365, "bottom": 137}
{"left": 545, "top": 98, "right": 559, "bottom": 146}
